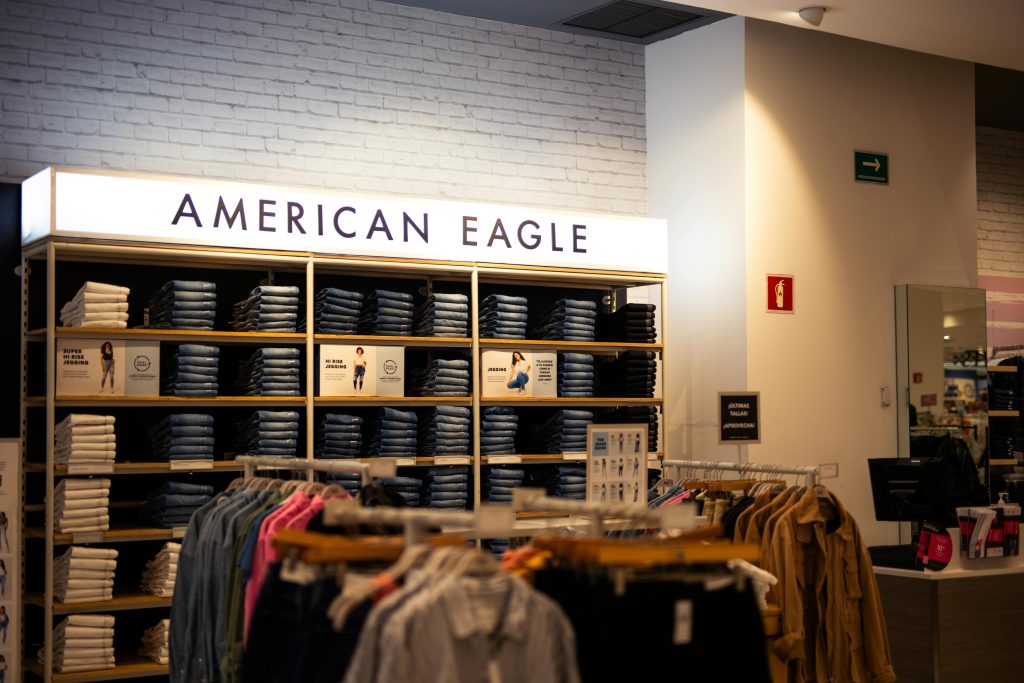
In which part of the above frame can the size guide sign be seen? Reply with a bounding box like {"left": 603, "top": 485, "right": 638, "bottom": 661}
{"left": 318, "top": 345, "right": 404, "bottom": 397}
{"left": 719, "top": 392, "right": 760, "bottom": 444}
{"left": 587, "top": 424, "right": 647, "bottom": 507}
{"left": 56, "top": 338, "right": 159, "bottom": 396}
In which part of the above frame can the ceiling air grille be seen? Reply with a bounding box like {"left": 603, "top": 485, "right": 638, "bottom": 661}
{"left": 563, "top": 1, "right": 704, "bottom": 39}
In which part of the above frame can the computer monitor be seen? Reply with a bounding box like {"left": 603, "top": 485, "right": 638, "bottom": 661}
{"left": 868, "top": 457, "right": 956, "bottom": 527}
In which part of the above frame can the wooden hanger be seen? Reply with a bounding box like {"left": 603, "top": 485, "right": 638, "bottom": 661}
{"left": 532, "top": 527, "right": 760, "bottom": 567}
{"left": 271, "top": 528, "right": 466, "bottom": 565}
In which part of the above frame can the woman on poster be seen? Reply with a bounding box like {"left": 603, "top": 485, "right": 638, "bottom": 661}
{"left": 99, "top": 341, "right": 115, "bottom": 394}
{"left": 352, "top": 347, "right": 367, "bottom": 392}
{"left": 506, "top": 352, "right": 531, "bottom": 392}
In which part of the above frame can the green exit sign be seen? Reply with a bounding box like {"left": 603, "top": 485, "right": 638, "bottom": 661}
{"left": 855, "top": 150, "right": 888, "bottom": 184}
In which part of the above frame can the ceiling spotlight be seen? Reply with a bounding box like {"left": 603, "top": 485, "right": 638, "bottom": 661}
{"left": 798, "top": 6, "right": 827, "bottom": 26}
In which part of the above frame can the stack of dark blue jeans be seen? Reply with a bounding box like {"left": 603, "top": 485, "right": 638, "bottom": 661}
{"left": 481, "top": 406, "right": 518, "bottom": 455}
{"left": 236, "top": 347, "right": 302, "bottom": 396}
{"left": 148, "top": 414, "right": 214, "bottom": 462}
{"left": 422, "top": 466, "right": 469, "bottom": 509}
{"left": 316, "top": 413, "right": 363, "bottom": 459}
{"left": 367, "top": 407, "right": 417, "bottom": 457}
{"left": 409, "top": 358, "right": 471, "bottom": 396}
{"left": 322, "top": 471, "right": 361, "bottom": 496}
{"left": 596, "top": 405, "right": 659, "bottom": 453}
{"left": 599, "top": 350, "right": 657, "bottom": 398}
{"left": 479, "top": 294, "right": 528, "bottom": 339}
{"left": 237, "top": 410, "right": 300, "bottom": 457}
{"left": 139, "top": 482, "right": 214, "bottom": 528}
{"left": 533, "top": 299, "right": 597, "bottom": 341}
{"left": 483, "top": 466, "right": 525, "bottom": 503}
{"left": 147, "top": 280, "right": 217, "bottom": 330}
{"left": 534, "top": 465, "right": 587, "bottom": 500}
{"left": 413, "top": 292, "right": 469, "bottom": 337}
{"left": 164, "top": 344, "right": 219, "bottom": 396}
{"left": 537, "top": 410, "right": 593, "bottom": 454}
{"left": 419, "top": 406, "right": 471, "bottom": 455}
{"left": 231, "top": 285, "right": 301, "bottom": 332}
{"left": 597, "top": 303, "right": 657, "bottom": 343}
{"left": 380, "top": 476, "right": 423, "bottom": 507}
{"left": 991, "top": 427, "right": 1016, "bottom": 461}
{"left": 558, "top": 353, "right": 595, "bottom": 397}
{"left": 313, "top": 287, "right": 363, "bottom": 335}
{"left": 990, "top": 385, "right": 1018, "bottom": 411}
{"left": 359, "top": 290, "right": 414, "bottom": 336}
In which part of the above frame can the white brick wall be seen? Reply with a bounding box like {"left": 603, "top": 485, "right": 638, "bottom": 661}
{"left": 978, "top": 126, "right": 1024, "bottom": 276}
{"left": 0, "top": 0, "right": 647, "bottom": 214}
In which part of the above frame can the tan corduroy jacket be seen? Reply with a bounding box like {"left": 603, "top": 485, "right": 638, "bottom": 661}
{"left": 765, "top": 488, "right": 896, "bottom": 683}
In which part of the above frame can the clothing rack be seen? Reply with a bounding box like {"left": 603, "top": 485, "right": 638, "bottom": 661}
{"left": 236, "top": 455, "right": 396, "bottom": 486}
{"left": 660, "top": 459, "right": 824, "bottom": 488}
{"left": 511, "top": 487, "right": 696, "bottom": 535}
{"left": 322, "top": 498, "right": 485, "bottom": 544}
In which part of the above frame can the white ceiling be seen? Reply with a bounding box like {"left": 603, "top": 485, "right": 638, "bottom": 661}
{"left": 668, "top": 0, "right": 1024, "bottom": 71}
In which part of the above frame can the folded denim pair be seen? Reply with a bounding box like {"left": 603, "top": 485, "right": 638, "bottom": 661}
{"left": 231, "top": 285, "right": 301, "bottom": 332}
{"left": 414, "top": 293, "right": 470, "bottom": 337}
{"left": 597, "top": 303, "right": 657, "bottom": 343}
{"left": 164, "top": 344, "right": 220, "bottom": 396}
{"left": 359, "top": 290, "right": 415, "bottom": 336}
{"left": 237, "top": 410, "right": 300, "bottom": 456}
{"left": 420, "top": 406, "right": 471, "bottom": 456}
{"left": 533, "top": 299, "right": 598, "bottom": 341}
{"left": 60, "top": 282, "right": 130, "bottom": 329}
{"left": 147, "top": 280, "right": 217, "bottom": 330}
{"left": 316, "top": 413, "right": 364, "bottom": 458}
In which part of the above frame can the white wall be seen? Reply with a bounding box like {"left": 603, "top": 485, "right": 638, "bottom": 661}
{"left": 743, "top": 20, "right": 977, "bottom": 544}
{"left": 907, "top": 288, "right": 945, "bottom": 411}
{"left": 646, "top": 17, "right": 748, "bottom": 460}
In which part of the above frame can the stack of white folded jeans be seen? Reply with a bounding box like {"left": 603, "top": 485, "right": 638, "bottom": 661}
{"left": 54, "top": 546, "right": 117, "bottom": 604}
{"left": 141, "top": 542, "right": 180, "bottom": 597}
{"left": 147, "top": 280, "right": 216, "bottom": 330}
{"left": 231, "top": 285, "right": 300, "bottom": 332}
{"left": 55, "top": 478, "right": 111, "bottom": 533}
{"left": 139, "top": 619, "right": 170, "bottom": 664}
{"left": 163, "top": 344, "right": 219, "bottom": 397}
{"left": 59, "top": 281, "right": 130, "bottom": 328}
{"left": 55, "top": 414, "right": 116, "bottom": 467}
{"left": 42, "top": 614, "right": 115, "bottom": 673}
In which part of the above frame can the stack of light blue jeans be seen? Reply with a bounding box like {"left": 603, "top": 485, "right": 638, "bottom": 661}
{"left": 536, "top": 465, "right": 587, "bottom": 500}
{"left": 322, "top": 471, "right": 361, "bottom": 496}
{"left": 316, "top": 413, "right": 363, "bottom": 459}
{"left": 413, "top": 292, "right": 469, "bottom": 337}
{"left": 139, "top": 482, "right": 214, "bottom": 528}
{"left": 483, "top": 466, "right": 525, "bottom": 503}
{"left": 558, "top": 353, "right": 595, "bottom": 397}
{"left": 422, "top": 466, "right": 469, "bottom": 509}
{"left": 164, "top": 344, "right": 219, "bottom": 396}
{"left": 358, "top": 290, "right": 414, "bottom": 336}
{"left": 147, "top": 280, "right": 217, "bottom": 330}
{"left": 236, "top": 410, "right": 300, "bottom": 456}
{"left": 367, "top": 407, "right": 417, "bottom": 457}
{"left": 479, "top": 294, "right": 528, "bottom": 339}
{"left": 537, "top": 409, "right": 593, "bottom": 454}
{"left": 147, "top": 414, "right": 215, "bottom": 462}
{"left": 419, "top": 406, "right": 471, "bottom": 455}
{"left": 480, "top": 406, "right": 518, "bottom": 455}
{"left": 380, "top": 475, "right": 423, "bottom": 507}
{"left": 231, "top": 285, "right": 301, "bottom": 332}
{"left": 236, "top": 347, "right": 302, "bottom": 396}
{"left": 533, "top": 299, "right": 597, "bottom": 341}
{"left": 409, "top": 358, "right": 471, "bottom": 396}
{"left": 313, "top": 287, "right": 363, "bottom": 335}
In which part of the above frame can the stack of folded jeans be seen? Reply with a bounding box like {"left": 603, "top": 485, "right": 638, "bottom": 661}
{"left": 55, "top": 414, "right": 116, "bottom": 467}
{"left": 598, "top": 350, "right": 657, "bottom": 397}
{"left": 380, "top": 476, "right": 423, "bottom": 507}
{"left": 148, "top": 414, "right": 214, "bottom": 462}
{"left": 537, "top": 410, "right": 593, "bottom": 454}
{"left": 236, "top": 347, "right": 301, "bottom": 396}
{"left": 409, "top": 358, "right": 471, "bottom": 396}
{"left": 480, "top": 406, "right": 518, "bottom": 455}
{"left": 413, "top": 292, "right": 470, "bottom": 337}
{"left": 558, "top": 353, "right": 595, "bottom": 397}
{"left": 483, "top": 538, "right": 511, "bottom": 557}
{"left": 422, "top": 466, "right": 469, "bottom": 509}
{"left": 533, "top": 299, "right": 597, "bottom": 341}
{"left": 139, "top": 619, "right": 170, "bottom": 665}
{"left": 990, "top": 384, "right": 1018, "bottom": 411}
{"left": 60, "top": 281, "right": 130, "bottom": 328}
{"left": 316, "top": 413, "right": 364, "bottom": 458}
{"left": 141, "top": 542, "right": 180, "bottom": 598}
{"left": 483, "top": 466, "right": 525, "bottom": 503}
{"left": 54, "top": 546, "right": 117, "bottom": 604}
{"left": 147, "top": 280, "right": 216, "bottom": 330}
{"left": 479, "top": 294, "right": 528, "bottom": 339}
{"left": 596, "top": 405, "right": 659, "bottom": 453}
{"left": 237, "top": 410, "right": 300, "bottom": 457}
{"left": 231, "top": 285, "right": 301, "bottom": 332}
{"left": 164, "top": 344, "right": 219, "bottom": 396}
{"left": 597, "top": 303, "right": 657, "bottom": 342}
{"left": 44, "top": 615, "right": 115, "bottom": 673}
{"left": 536, "top": 464, "right": 587, "bottom": 500}
{"left": 367, "top": 408, "right": 417, "bottom": 457}
{"left": 56, "top": 478, "right": 110, "bottom": 533}
{"left": 312, "top": 287, "right": 363, "bottom": 334}
{"left": 990, "top": 426, "right": 1016, "bottom": 461}
{"left": 322, "top": 471, "right": 362, "bottom": 496}
{"left": 139, "top": 481, "right": 214, "bottom": 529}
{"left": 359, "top": 289, "right": 414, "bottom": 336}
{"left": 420, "top": 406, "right": 471, "bottom": 455}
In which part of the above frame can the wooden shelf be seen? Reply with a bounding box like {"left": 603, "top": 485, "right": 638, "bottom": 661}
{"left": 987, "top": 365, "right": 1018, "bottom": 373}
{"left": 28, "top": 396, "right": 307, "bottom": 408}
{"left": 27, "top": 525, "right": 185, "bottom": 545}
{"left": 314, "top": 396, "right": 472, "bottom": 406}
{"left": 989, "top": 410, "right": 1020, "bottom": 417}
{"left": 26, "top": 654, "right": 167, "bottom": 682}
{"left": 480, "top": 397, "right": 661, "bottom": 407}
{"left": 989, "top": 459, "right": 1018, "bottom": 466}
{"left": 478, "top": 338, "right": 661, "bottom": 354}
{"left": 27, "top": 460, "right": 244, "bottom": 476}
{"left": 26, "top": 590, "right": 170, "bottom": 614}
{"left": 314, "top": 333, "right": 472, "bottom": 348}
{"left": 28, "top": 326, "right": 305, "bottom": 345}
{"left": 482, "top": 453, "right": 664, "bottom": 465}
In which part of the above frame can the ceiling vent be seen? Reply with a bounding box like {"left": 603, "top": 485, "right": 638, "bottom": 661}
{"left": 562, "top": 1, "right": 704, "bottom": 39}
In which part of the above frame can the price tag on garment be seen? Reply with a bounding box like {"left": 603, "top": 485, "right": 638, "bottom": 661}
{"left": 433, "top": 456, "right": 470, "bottom": 466}
{"left": 673, "top": 600, "right": 693, "bottom": 645}
{"left": 67, "top": 464, "right": 114, "bottom": 475}
{"left": 562, "top": 451, "right": 587, "bottom": 461}
{"left": 170, "top": 460, "right": 214, "bottom": 471}
{"left": 487, "top": 455, "right": 522, "bottom": 465}
{"left": 72, "top": 532, "right": 104, "bottom": 544}
{"left": 476, "top": 504, "right": 515, "bottom": 538}
{"left": 171, "top": 527, "right": 187, "bottom": 539}
{"left": 392, "top": 458, "right": 417, "bottom": 466}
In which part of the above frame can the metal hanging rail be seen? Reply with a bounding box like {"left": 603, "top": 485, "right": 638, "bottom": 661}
{"left": 511, "top": 487, "right": 695, "bottom": 535}
{"left": 660, "top": 459, "right": 824, "bottom": 488}
{"left": 236, "top": 455, "right": 395, "bottom": 485}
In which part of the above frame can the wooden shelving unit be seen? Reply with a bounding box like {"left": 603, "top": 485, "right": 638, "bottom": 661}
{"left": 314, "top": 333, "right": 472, "bottom": 348}
{"left": 25, "top": 656, "right": 167, "bottom": 683}
{"left": 480, "top": 397, "right": 661, "bottom": 408}
{"left": 314, "top": 396, "right": 473, "bottom": 406}
{"left": 26, "top": 591, "right": 171, "bottom": 615}
{"left": 26, "top": 526, "right": 186, "bottom": 545}
{"left": 28, "top": 395, "right": 307, "bottom": 408}
{"left": 27, "top": 460, "right": 244, "bottom": 476}
{"left": 479, "top": 338, "right": 662, "bottom": 355}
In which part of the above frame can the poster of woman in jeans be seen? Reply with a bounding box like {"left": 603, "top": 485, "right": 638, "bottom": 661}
{"left": 506, "top": 352, "right": 532, "bottom": 392}
{"left": 99, "top": 341, "right": 115, "bottom": 394}
{"left": 352, "top": 346, "right": 367, "bottom": 392}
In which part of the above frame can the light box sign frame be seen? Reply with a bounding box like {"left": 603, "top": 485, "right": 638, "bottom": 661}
{"left": 22, "top": 168, "right": 669, "bottom": 274}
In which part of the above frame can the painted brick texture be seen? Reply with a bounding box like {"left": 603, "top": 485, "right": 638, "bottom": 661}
{"left": 978, "top": 126, "right": 1024, "bottom": 276}
{"left": 0, "top": 0, "right": 647, "bottom": 214}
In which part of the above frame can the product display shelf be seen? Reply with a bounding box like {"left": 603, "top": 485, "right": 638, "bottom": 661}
{"left": 480, "top": 397, "right": 662, "bottom": 408}
{"left": 28, "top": 396, "right": 307, "bottom": 408}
{"left": 25, "top": 656, "right": 167, "bottom": 683}
{"left": 989, "top": 410, "right": 1020, "bottom": 417}
{"left": 987, "top": 365, "right": 1018, "bottom": 374}
{"left": 314, "top": 333, "right": 472, "bottom": 348}
{"left": 989, "top": 459, "right": 1019, "bottom": 466}
{"left": 26, "top": 591, "right": 171, "bottom": 615}
{"left": 26, "top": 526, "right": 186, "bottom": 545}
{"left": 314, "top": 396, "right": 473, "bottom": 406}
{"left": 478, "top": 338, "right": 663, "bottom": 355}
{"left": 482, "top": 452, "right": 665, "bottom": 465}
{"left": 28, "top": 327, "right": 306, "bottom": 345}
{"left": 27, "top": 460, "right": 245, "bottom": 476}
